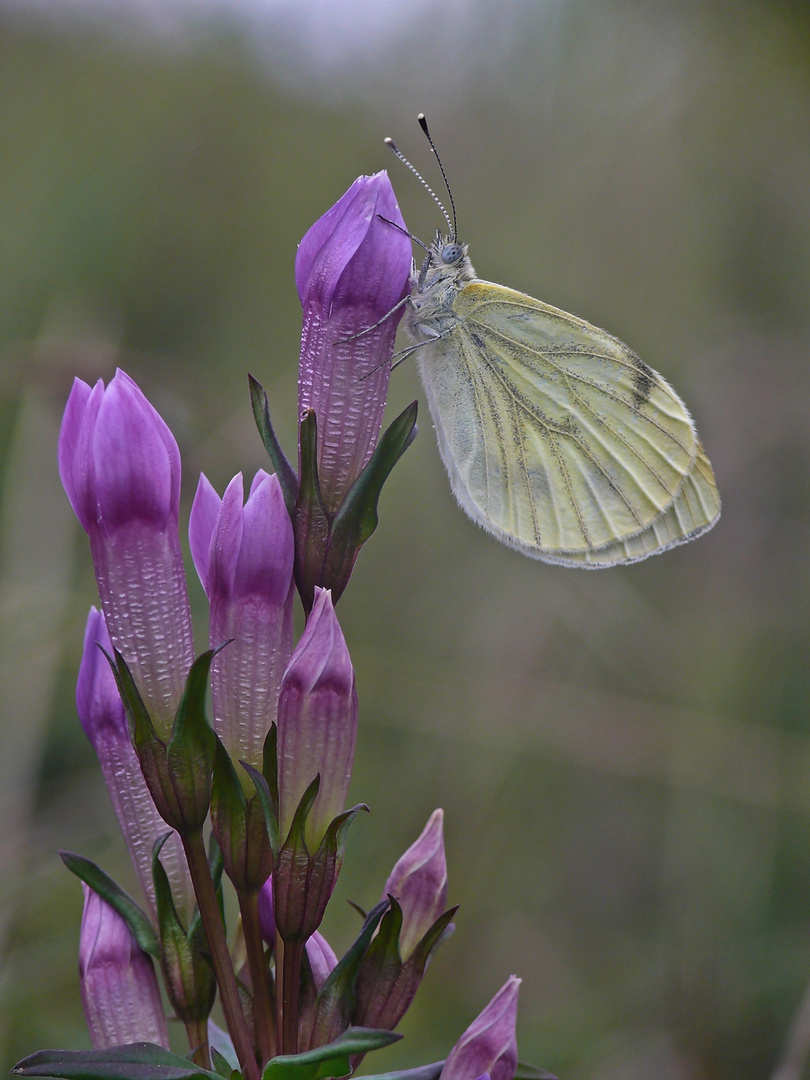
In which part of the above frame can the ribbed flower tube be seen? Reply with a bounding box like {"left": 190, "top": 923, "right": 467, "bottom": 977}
{"left": 77, "top": 607, "right": 194, "bottom": 919}
{"left": 276, "top": 588, "right": 357, "bottom": 849}
{"left": 59, "top": 370, "right": 194, "bottom": 737}
{"left": 296, "top": 171, "right": 411, "bottom": 513}
{"left": 79, "top": 884, "right": 169, "bottom": 1049}
{"left": 189, "top": 470, "right": 294, "bottom": 771}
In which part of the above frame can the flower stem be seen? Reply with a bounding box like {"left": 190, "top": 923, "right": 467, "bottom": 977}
{"left": 184, "top": 1018, "right": 210, "bottom": 1069}
{"left": 238, "top": 890, "right": 276, "bottom": 1064}
{"left": 277, "top": 935, "right": 303, "bottom": 1055}
{"left": 182, "top": 830, "right": 259, "bottom": 1080}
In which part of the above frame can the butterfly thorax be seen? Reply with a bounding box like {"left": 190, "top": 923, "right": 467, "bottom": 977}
{"left": 404, "top": 234, "right": 477, "bottom": 342}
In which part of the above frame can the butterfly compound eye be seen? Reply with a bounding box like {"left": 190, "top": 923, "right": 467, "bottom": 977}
{"left": 441, "top": 243, "right": 463, "bottom": 265}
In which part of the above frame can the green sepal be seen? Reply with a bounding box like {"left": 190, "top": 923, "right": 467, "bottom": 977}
{"left": 403, "top": 904, "right": 458, "bottom": 969}
{"left": 12, "top": 1044, "right": 221, "bottom": 1080}
{"left": 309, "top": 899, "right": 390, "bottom": 1046}
{"left": 152, "top": 835, "right": 216, "bottom": 1025}
{"left": 260, "top": 1027, "right": 400, "bottom": 1080}
{"left": 166, "top": 647, "right": 221, "bottom": 832}
{"left": 294, "top": 409, "right": 331, "bottom": 614}
{"left": 211, "top": 736, "right": 273, "bottom": 894}
{"left": 240, "top": 760, "right": 280, "bottom": 860}
{"left": 209, "top": 1050, "right": 238, "bottom": 1080}
{"left": 355, "top": 1064, "right": 443, "bottom": 1080}
{"left": 514, "top": 1063, "right": 559, "bottom": 1080}
{"left": 59, "top": 851, "right": 159, "bottom": 958}
{"left": 106, "top": 648, "right": 184, "bottom": 829}
{"left": 248, "top": 374, "right": 299, "bottom": 518}
{"left": 262, "top": 724, "right": 280, "bottom": 818}
{"left": 322, "top": 400, "right": 418, "bottom": 604}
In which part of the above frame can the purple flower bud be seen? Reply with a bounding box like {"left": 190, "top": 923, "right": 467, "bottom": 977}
{"left": 79, "top": 884, "right": 169, "bottom": 1049}
{"left": 277, "top": 588, "right": 357, "bottom": 848}
{"left": 441, "top": 977, "right": 521, "bottom": 1080}
{"left": 190, "top": 470, "right": 295, "bottom": 770}
{"left": 59, "top": 370, "right": 194, "bottom": 735}
{"left": 77, "top": 607, "right": 194, "bottom": 919}
{"left": 384, "top": 809, "right": 447, "bottom": 959}
{"left": 258, "top": 875, "right": 336, "bottom": 988}
{"left": 296, "top": 171, "right": 411, "bottom": 512}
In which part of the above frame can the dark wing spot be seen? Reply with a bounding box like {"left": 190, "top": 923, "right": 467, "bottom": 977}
{"left": 632, "top": 355, "right": 655, "bottom": 408}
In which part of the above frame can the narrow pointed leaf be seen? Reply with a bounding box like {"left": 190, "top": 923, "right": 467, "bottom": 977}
{"left": 262, "top": 725, "right": 280, "bottom": 818}
{"left": 514, "top": 1063, "right": 559, "bottom": 1080}
{"left": 59, "top": 851, "right": 159, "bottom": 958}
{"left": 209, "top": 1050, "right": 233, "bottom": 1080}
{"left": 12, "top": 1044, "right": 220, "bottom": 1080}
{"left": 241, "top": 761, "right": 280, "bottom": 857}
{"left": 107, "top": 646, "right": 158, "bottom": 750}
{"left": 166, "top": 648, "right": 220, "bottom": 831}
{"left": 294, "top": 409, "right": 331, "bottom": 613}
{"left": 322, "top": 401, "right": 417, "bottom": 602}
{"left": 260, "top": 1027, "right": 400, "bottom": 1080}
{"left": 355, "top": 1064, "right": 444, "bottom": 1080}
{"left": 248, "top": 374, "right": 298, "bottom": 517}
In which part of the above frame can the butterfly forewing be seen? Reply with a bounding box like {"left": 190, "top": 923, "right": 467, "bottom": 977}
{"left": 416, "top": 280, "right": 703, "bottom": 557}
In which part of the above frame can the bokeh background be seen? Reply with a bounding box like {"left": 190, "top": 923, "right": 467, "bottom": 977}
{"left": 2, "top": 2, "right": 810, "bottom": 1078}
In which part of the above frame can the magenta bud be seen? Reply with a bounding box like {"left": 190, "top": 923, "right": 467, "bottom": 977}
{"left": 79, "top": 884, "right": 169, "bottom": 1049}
{"left": 59, "top": 370, "right": 194, "bottom": 735}
{"left": 296, "top": 171, "right": 411, "bottom": 512}
{"left": 77, "top": 607, "right": 194, "bottom": 920}
{"left": 277, "top": 588, "right": 357, "bottom": 848}
{"left": 441, "top": 977, "right": 521, "bottom": 1080}
{"left": 190, "top": 470, "right": 294, "bottom": 770}
{"left": 384, "top": 809, "right": 447, "bottom": 959}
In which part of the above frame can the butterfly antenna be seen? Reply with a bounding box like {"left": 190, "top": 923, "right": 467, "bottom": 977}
{"left": 384, "top": 135, "right": 454, "bottom": 239}
{"left": 417, "top": 113, "right": 458, "bottom": 242}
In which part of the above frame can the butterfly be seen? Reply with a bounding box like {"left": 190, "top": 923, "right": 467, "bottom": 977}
{"left": 387, "top": 116, "right": 720, "bottom": 567}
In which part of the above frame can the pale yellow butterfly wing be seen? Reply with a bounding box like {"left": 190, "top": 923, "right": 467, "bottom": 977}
{"left": 416, "top": 281, "right": 719, "bottom": 563}
{"left": 553, "top": 440, "right": 720, "bottom": 566}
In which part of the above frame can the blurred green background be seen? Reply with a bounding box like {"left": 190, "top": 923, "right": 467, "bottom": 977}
{"left": 2, "top": 2, "right": 810, "bottom": 1077}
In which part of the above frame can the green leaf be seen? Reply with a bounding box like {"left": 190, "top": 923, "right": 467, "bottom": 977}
{"left": 209, "top": 1050, "right": 233, "bottom": 1080}
{"left": 12, "top": 1043, "right": 220, "bottom": 1080}
{"left": 322, "top": 400, "right": 417, "bottom": 603}
{"left": 59, "top": 851, "right": 159, "bottom": 957}
{"left": 514, "top": 1063, "right": 559, "bottom": 1080}
{"left": 248, "top": 374, "right": 298, "bottom": 518}
{"left": 293, "top": 409, "right": 331, "bottom": 613}
{"left": 261, "top": 1027, "right": 400, "bottom": 1080}
{"left": 310, "top": 899, "right": 390, "bottom": 1045}
{"left": 107, "top": 647, "right": 159, "bottom": 751}
{"left": 167, "top": 648, "right": 220, "bottom": 832}
{"left": 356, "top": 1064, "right": 443, "bottom": 1080}
{"left": 261, "top": 725, "right": 280, "bottom": 818}
{"left": 240, "top": 761, "right": 280, "bottom": 858}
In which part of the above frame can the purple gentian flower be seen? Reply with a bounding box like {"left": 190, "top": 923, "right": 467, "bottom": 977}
{"left": 190, "top": 469, "right": 295, "bottom": 770}
{"left": 383, "top": 808, "right": 448, "bottom": 959}
{"left": 79, "top": 884, "right": 169, "bottom": 1049}
{"left": 296, "top": 171, "right": 411, "bottom": 512}
{"left": 59, "top": 369, "right": 194, "bottom": 736}
{"left": 77, "top": 607, "right": 194, "bottom": 919}
{"left": 276, "top": 587, "right": 357, "bottom": 848}
{"left": 441, "top": 977, "right": 521, "bottom": 1080}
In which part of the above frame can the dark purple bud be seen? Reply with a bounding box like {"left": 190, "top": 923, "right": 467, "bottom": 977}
{"left": 296, "top": 172, "right": 411, "bottom": 512}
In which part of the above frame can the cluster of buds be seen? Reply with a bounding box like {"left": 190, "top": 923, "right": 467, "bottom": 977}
{"left": 15, "top": 172, "right": 536, "bottom": 1080}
